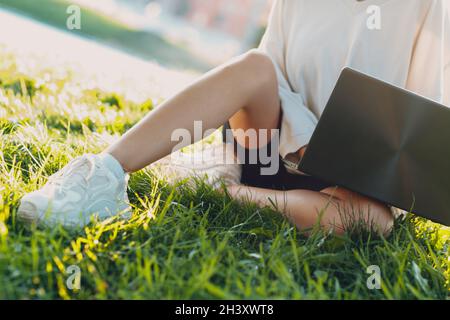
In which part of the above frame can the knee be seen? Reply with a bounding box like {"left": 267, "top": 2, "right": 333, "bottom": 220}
{"left": 240, "top": 50, "right": 275, "bottom": 71}
{"left": 342, "top": 198, "right": 394, "bottom": 236}
{"left": 371, "top": 205, "right": 395, "bottom": 237}
{"left": 321, "top": 187, "right": 394, "bottom": 236}
{"left": 231, "top": 50, "right": 278, "bottom": 89}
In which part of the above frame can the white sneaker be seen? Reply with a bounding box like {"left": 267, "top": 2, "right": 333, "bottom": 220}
{"left": 18, "top": 153, "right": 130, "bottom": 229}
{"left": 150, "top": 143, "right": 242, "bottom": 189}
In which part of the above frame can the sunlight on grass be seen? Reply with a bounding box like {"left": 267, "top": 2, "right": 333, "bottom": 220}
{"left": 0, "top": 47, "right": 448, "bottom": 299}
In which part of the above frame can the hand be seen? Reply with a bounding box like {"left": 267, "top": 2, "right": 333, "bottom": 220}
{"left": 284, "top": 145, "right": 309, "bottom": 175}
{"left": 298, "top": 145, "right": 308, "bottom": 159}
{"left": 296, "top": 145, "right": 308, "bottom": 175}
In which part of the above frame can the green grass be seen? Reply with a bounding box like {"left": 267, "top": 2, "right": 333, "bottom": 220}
{"left": 0, "top": 0, "right": 210, "bottom": 71}
{"left": 0, "top": 49, "right": 449, "bottom": 300}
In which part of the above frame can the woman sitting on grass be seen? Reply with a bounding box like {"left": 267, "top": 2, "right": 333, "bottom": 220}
{"left": 18, "top": 0, "right": 449, "bottom": 234}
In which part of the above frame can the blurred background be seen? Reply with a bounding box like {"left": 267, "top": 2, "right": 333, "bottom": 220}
{"left": 0, "top": 0, "right": 273, "bottom": 72}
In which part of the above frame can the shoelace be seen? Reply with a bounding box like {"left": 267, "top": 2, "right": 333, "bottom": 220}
{"left": 48, "top": 155, "right": 96, "bottom": 192}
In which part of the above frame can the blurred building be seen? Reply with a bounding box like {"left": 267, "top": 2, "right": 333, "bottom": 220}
{"left": 94, "top": 0, "right": 274, "bottom": 65}
{"left": 153, "top": 0, "right": 271, "bottom": 41}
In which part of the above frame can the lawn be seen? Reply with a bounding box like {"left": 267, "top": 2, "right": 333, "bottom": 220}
{"left": 0, "top": 48, "right": 449, "bottom": 300}
{"left": 0, "top": 0, "right": 210, "bottom": 71}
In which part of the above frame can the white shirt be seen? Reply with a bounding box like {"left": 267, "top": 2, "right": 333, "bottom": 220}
{"left": 259, "top": 0, "right": 450, "bottom": 158}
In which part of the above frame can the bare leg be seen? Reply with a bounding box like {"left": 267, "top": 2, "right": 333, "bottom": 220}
{"left": 104, "top": 50, "right": 393, "bottom": 235}
{"left": 227, "top": 185, "right": 394, "bottom": 236}
{"left": 106, "top": 50, "right": 281, "bottom": 173}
